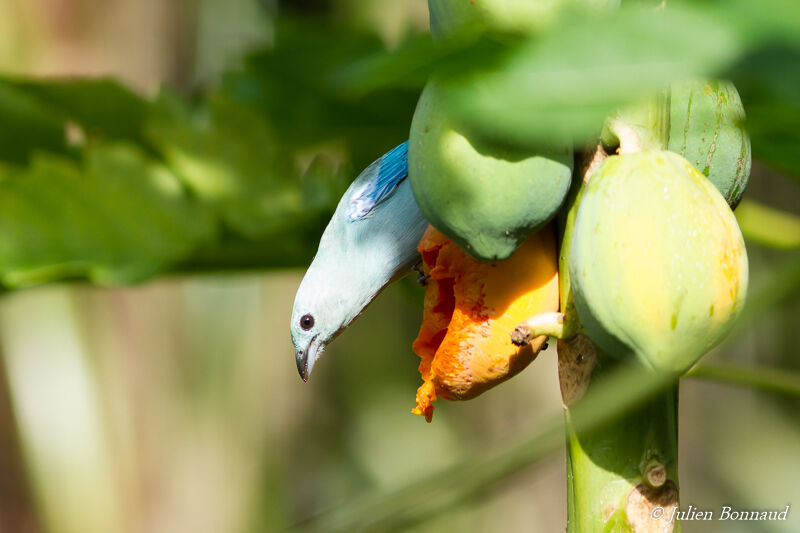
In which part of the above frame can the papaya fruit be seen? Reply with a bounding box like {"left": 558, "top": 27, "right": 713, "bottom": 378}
{"left": 413, "top": 224, "right": 559, "bottom": 422}
{"left": 408, "top": 80, "right": 573, "bottom": 262}
{"left": 669, "top": 79, "right": 751, "bottom": 209}
{"left": 569, "top": 150, "right": 748, "bottom": 372}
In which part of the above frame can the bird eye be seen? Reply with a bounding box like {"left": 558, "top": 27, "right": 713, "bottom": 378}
{"left": 300, "top": 314, "right": 314, "bottom": 331}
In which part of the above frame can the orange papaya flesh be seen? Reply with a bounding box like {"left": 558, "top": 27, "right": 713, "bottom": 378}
{"left": 412, "top": 225, "right": 559, "bottom": 422}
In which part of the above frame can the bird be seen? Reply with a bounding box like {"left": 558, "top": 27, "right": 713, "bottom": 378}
{"left": 290, "top": 141, "right": 428, "bottom": 381}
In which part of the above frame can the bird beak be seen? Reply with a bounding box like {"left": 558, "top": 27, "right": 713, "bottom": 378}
{"left": 296, "top": 335, "right": 321, "bottom": 382}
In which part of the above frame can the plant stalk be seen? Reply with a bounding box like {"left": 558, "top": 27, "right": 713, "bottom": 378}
{"left": 559, "top": 124, "right": 678, "bottom": 531}
{"left": 565, "top": 363, "right": 680, "bottom": 532}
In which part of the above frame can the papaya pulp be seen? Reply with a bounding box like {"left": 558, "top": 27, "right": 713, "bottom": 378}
{"left": 412, "top": 225, "right": 559, "bottom": 422}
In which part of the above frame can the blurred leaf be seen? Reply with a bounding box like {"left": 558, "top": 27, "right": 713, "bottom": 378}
{"left": 728, "top": 46, "right": 800, "bottom": 179}
{"left": 296, "top": 365, "right": 677, "bottom": 532}
{"left": 330, "top": 32, "right": 437, "bottom": 96}
{"left": 147, "top": 92, "right": 346, "bottom": 242}
{"left": 204, "top": 9, "right": 429, "bottom": 169}
{"left": 3, "top": 78, "right": 151, "bottom": 145}
{"left": 221, "top": 17, "right": 420, "bottom": 168}
{"left": 736, "top": 199, "right": 800, "bottom": 249}
{"left": 0, "top": 82, "right": 68, "bottom": 164}
{"left": 330, "top": 30, "right": 508, "bottom": 98}
{"left": 333, "top": 3, "right": 747, "bottom": 146}
{"left": 296, "top": 354, "right": 800, "bottom": 532}
{"left": 736, "top": 252, "right": 800, "bottom": 328}
{"left": 333, "top": 0, "right": 800, "bottom": 149}
{"left": 687, "top": 363, "right": 800, "bottom": 397}
{"left": 715, "top": 0, "right": 800, "bottom": 47}
{"left": 0, "top": 73, "right": 348, "bottom": 286}
{"left": 300, "top": 153, "right": 351, "bottom": 214}
{"left": 0, "top": 24, "right": 398, "bottom": 287}
{"left": 442, "top": 4, "right": 741, "bottom": 145}
{"left": 0, "top": 1, "right": 796, "bottom": 290}
{"left": 0, "top": 145, "right": 215, "bottom": 287}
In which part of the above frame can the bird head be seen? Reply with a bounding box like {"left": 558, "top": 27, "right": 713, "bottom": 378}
{"left": 290, "top": 250, "right": 361, "bottom": 382}
{"left": 290, "top": 279, "right": 333, "bottom": 382}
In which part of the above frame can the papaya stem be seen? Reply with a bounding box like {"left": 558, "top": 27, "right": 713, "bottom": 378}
{"left": 566, "top": 365, "right": 680, "bottom": 532}
{"left": 605, "top": 91, "right": 670, "bottom": 153}
{"left": 511, "top": 312, "right": 568, "bottom": 345}
{"left": 560, "top": 142, "right": 679, "bottom": 531}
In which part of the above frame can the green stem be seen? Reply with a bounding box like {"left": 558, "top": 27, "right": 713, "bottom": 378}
{"left": 686, "top": 363, "right": 800, "bottom": 397}
{"left": 560, "top": 122, "right": 679, "bottom": 530}
{"left": 566, "top": 361, "right": 680, "bottom": 532}
{"left": 291, "top": 366, "right": 676, "bottom": 532}
{"left": 604, "top": 91, "right": 670, "bottom": 153}
{"left": 511, "top": 311, "right": 568, "bottom": 346}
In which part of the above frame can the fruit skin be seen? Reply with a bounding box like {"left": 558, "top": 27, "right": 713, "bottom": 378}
{"left": 569, "top": 150, "right": 748, "bottom": 372}
{"left": 408, "top": 80, "right": 573, "bottom": 262}
{"left": 413, "top": 224, "right": 559, "bottom": 422}
{"left": 669, "top": 79, "right": 751, "bottom": 209}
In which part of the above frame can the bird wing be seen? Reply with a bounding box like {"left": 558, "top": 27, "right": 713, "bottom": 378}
{"left": 345, "top": 142, "right": 409, "bottom": 221}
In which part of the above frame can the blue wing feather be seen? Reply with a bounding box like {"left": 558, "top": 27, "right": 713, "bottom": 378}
{"left": 345, "top": 142, "right": 409, "bottom": 221}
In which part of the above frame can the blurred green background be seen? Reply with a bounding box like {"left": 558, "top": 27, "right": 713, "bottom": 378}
{"left": 0, "top": 0, "right": 797, "bottom": 532}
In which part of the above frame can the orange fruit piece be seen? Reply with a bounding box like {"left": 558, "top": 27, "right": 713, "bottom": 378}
{"left": 412, "top": 225, "right": 559, "bottom": 422}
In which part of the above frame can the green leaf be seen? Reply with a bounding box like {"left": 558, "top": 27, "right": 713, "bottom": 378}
{"left": 0, "top": 82, "right": 68, "bottom": 164}
{"left": 3, "top": 77, "right": 151, "bottom": 145}
{"left": 728, "top": 46, "right": 800, "bottom": 179}
{"left": 0, "top": 145, "right": 215, "bottom": 287}
{"left": 332, "top": 0, "right": 800, "bottom": 151}
{"left": 330, "top": 30, "right": 506, "bottom": 98}
{"left": 147, "top": 93, "right": 338, "bottom": 241}
{"left": 222, "top": 17, "right": 420, "bottom": 168}
{"left": 442, "top": 4, "right": 741, "bottom": 145}
{"left": 715, "top": 0, "right": 800, "bottom": 47}
{"left": 0, "top": 14, "right": 427, "bottom": 288}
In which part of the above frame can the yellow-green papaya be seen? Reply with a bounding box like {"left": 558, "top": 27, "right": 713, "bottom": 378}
{"left": 669, "top": 79, "right": 751, "bottom": 209}
{"left": 408, "top": 80, "right": 573, "bottom": 262}
{"left": 570, "top": 150, "right": 748, "bottom": 372}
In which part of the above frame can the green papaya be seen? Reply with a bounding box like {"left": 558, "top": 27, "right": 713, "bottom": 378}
{"left": 409, "top": 80, "right": 573, "bottom": 262}
{"left": 669, "top": 79, "right": 751, "bottom": 209}
{"left": 569, "top": 150, "right": 748, "bottom": 372}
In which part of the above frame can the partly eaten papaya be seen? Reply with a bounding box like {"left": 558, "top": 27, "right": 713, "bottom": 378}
{"left": 409, "top": 80, "right": 573, "bottom": 262}
{"left": 413, "top": 224, "right": 560, "bottom": 422}
{"left": 570, "top": 150, "right": 748, "bottom": 372}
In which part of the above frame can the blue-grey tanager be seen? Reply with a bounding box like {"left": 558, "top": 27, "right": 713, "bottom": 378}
{"left": 290, "top": 142, "right": 428, "bottom": 381}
